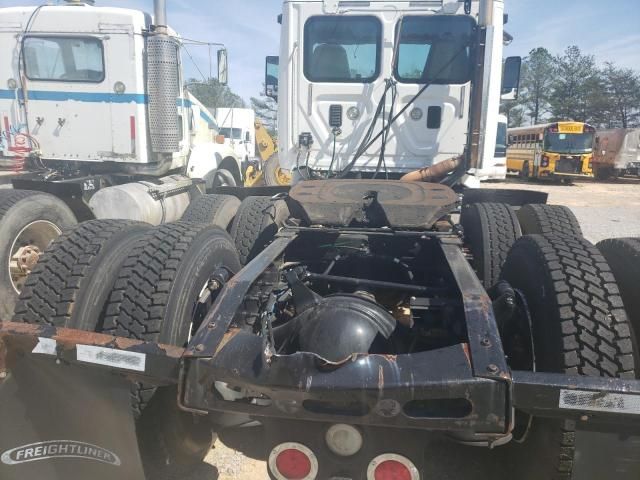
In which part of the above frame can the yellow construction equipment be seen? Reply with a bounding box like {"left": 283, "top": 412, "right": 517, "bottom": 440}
{"left": 244, "top": 118, "right": 291, "bottom": 186}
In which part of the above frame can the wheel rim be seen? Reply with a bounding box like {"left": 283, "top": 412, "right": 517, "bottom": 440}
{"left": 9, "top": 220, "right": 62, "bottom": 294}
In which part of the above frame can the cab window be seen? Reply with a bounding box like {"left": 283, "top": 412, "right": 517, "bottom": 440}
{"left": 304, "top": 16, "right": 381, "bottom": 83}
{"left": 395, "top": 15, "right": 475, "bottom": 84}
{"left": 23, "top": 36, "right": 105, "bottom": 83}
{"left": 219, "top": 128, "right": 242, "bottom": 140}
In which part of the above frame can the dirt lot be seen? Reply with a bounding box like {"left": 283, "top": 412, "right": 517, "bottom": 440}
{"left": 187, "top": 177, "right": 640, "bottom": 480}
{"left": 488, "top": 177, "right": 640, "bottom": 242}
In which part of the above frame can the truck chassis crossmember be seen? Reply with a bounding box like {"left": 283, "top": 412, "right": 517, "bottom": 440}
{"left": 1, "top": 231, "right": 639, "bottom": 435}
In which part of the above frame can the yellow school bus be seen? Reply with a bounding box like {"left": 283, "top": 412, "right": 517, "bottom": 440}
{"left": 507, "top": 122, "right": 595, "bottom": 179}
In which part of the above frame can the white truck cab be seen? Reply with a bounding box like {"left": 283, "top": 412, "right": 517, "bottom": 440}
{"left": 266, "top": 0, "right": 519, "bottom": 181}
{"left": 215, "top": 108, "right": 257, "bottom": 164}
{"left": 0, "top": 2, "right": 240, "bottom": 186}
{"left": 0, "top": 0, "right": 242, "bottom": 321}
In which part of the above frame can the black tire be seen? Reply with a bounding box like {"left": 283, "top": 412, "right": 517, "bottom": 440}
{"left": 501, "top": 235, "right": 636, "bottom": 479}
{"left": 263, "top": 154, "right": 291, "bottom": 186}
{"left": 203, "top": 168, "right": 236, "bottom": 190}
{"left": 230, "top": 196, "right": 289, "bottom": 265}
{"left": 594, "top": 166, "right": 614, "bottom": 181}
{"left": 460, "top": 202, "right": 521, "bottom": 288}
{"left": 0, "top": 189, "right": 77, "bottom": 321}
{"left": 13, "top": 219, "right": 150, "bottom": 330}
{"left": 517, "top": 203, "right": 582, "bottom": 237}
{"left": 597, "top": 237, "right": 640, "bottom": 353}
{"left": 213, "top": 168, "right": 237, "bottom": 187}
{"left": 101, "top": 222, "right": 241, "bottom": 473}
{"left": 181, "top": 194, "right": 241, "bottom": 230}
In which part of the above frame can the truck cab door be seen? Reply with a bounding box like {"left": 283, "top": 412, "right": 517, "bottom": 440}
{"left": 21, "top": 35, "right": 117, "bottom": 161}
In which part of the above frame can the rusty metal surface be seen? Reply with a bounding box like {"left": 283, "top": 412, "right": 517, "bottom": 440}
{"left": 0, "top": 321, "right": 183, "bottom": 385}
{"left": 185, "top": 234, "right": 295, "bottom": 358}
{"left": 594, "top": 128, "right": 640, "bottom": 170}
{"left": 287, "top": 179, "right": 458, "bottom": 229}
{"left": 440, "top": 240, "right": 511, "bottom": 383}
{"left": 182, "top": 330, "right": 510, "bottom": 434}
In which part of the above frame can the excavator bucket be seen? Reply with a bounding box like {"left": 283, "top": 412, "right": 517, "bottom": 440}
{"left": 0, "top": 322, "right": 182, "bottom": 480}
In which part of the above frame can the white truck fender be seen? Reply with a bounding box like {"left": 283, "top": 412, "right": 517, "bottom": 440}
{"left": 186, "top": 143, "right": 224, "bottom": 180}
{"left": 187, "top": 142, "right": 242, "bottom": 186}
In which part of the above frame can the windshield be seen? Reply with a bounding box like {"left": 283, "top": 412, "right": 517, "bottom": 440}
{"left": 303, "top": 16, "right": 381, "bottom": 83}
{"left": 544, "top": 132, "right": 594, "bottom": 154}
{"left": 23, "top": 36, "right": 104, "bottom": 82}
{"left": 495, "top": 123, "right": 507, "bottom": 157}
{"left": 395, "top": 15, "right": 475, "bottom": 84}
{"left": 219, "top": 128, "right": 242, "bottom": 140}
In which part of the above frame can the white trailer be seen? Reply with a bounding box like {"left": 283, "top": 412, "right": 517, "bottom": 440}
{"left": 0, "top": 0, "right": 242, "bottom": 320}
{"left": 265, "top": 0, "right": 519, "bottom": 184}
{"left": 215, "top": 108, "right": 257, "bottom": 165}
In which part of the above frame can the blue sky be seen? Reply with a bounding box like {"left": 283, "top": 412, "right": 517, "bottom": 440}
{"left": 4, "top": 1, "right": 639, "bottom": 102}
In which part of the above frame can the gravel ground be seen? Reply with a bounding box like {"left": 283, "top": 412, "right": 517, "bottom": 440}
{"left": 487, "top": 177, "right": 640, "bottom": 243}
{"left": 187, "top": 177, "right": 640, "bottom": 480}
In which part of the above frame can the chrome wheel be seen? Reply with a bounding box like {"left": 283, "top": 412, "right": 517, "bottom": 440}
{"left": 9, "top": 220, "right": 61, "bottom": 293}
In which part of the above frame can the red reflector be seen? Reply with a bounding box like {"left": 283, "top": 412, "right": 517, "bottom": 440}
{"left": 374, "top": 459, "right": 412, "bottom": 480}
{"left": 276, "top": 448, "right": 312, "bottom": 480}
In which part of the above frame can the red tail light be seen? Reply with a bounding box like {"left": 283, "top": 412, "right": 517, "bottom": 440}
{"left": 367, "top": 454, "right": 420, "bottom": 480}
{"left": 541, "top": 155, "right": 550, "bottom": 167}
{"left": 269, "top": 442, "right": 318, "bottom": 480}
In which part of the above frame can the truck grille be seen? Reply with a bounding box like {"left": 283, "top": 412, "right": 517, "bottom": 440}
{"left": 556, "top": 156, "right": 582, "bottom": 174}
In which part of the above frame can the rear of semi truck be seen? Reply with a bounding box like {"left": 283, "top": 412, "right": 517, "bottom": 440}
{"left": 1, "top": 2, "right": 639, "bottom": 480}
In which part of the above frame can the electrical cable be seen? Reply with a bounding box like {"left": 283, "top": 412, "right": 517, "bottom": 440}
{"left": 326, "top": 130, "right": 339, "bottom": 178}
{"left": 16, "top": 4, "right": 45, "bottom": 155}
{"left": 336, "top": 43, "right": 471, "bottom": 178}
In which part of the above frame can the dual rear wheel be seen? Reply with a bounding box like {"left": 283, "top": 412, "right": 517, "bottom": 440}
{"left": 14, "top": 219, "right": 242, "bottom": 477}
{"left": 464, "top": 202, "right": 638, "bottom": 479}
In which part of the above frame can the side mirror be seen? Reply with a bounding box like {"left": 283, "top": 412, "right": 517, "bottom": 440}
{"left": 218, "top": 49, "right": 229, "bottom": 86}
{"left": 245, "top": 131, "right": 251, "bottom": 142}
{"left": 265, "top": 55, "right": 279, "bottom": 101}
{"left": 501, "top": 56, "right": 521, "bottom": 100}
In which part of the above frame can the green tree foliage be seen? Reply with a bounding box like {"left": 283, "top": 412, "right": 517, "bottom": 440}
{"left": 186, "top": 77, "right": 246, "bottom": 110}
{"left": 601, "top": 63, "right": 640, "bottom": 128}
{"left": 505, "top": 46, "right": 640, "bottom": 128}
{"left": 549, "top": 46, "right": 599, "bottom": 122}
{"left": 250, "top": 85, "right": 278, "bottom": 135}
{"left": 519, "top": 47, "right": 555, "bottom": 124}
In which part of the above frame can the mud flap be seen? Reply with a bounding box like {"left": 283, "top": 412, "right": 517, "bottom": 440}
{"left": 0, "top": 355, "right": 145, "bottom": 480}
{"left": 572, "top": 430, "right": 640, "bottom": 480}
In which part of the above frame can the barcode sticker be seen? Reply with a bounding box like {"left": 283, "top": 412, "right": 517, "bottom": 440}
{"left": 76, "top": 345, "right": 146, "bottom": 372}
{"left": 559, "top": 389, "right": 640, "bottom": 415}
